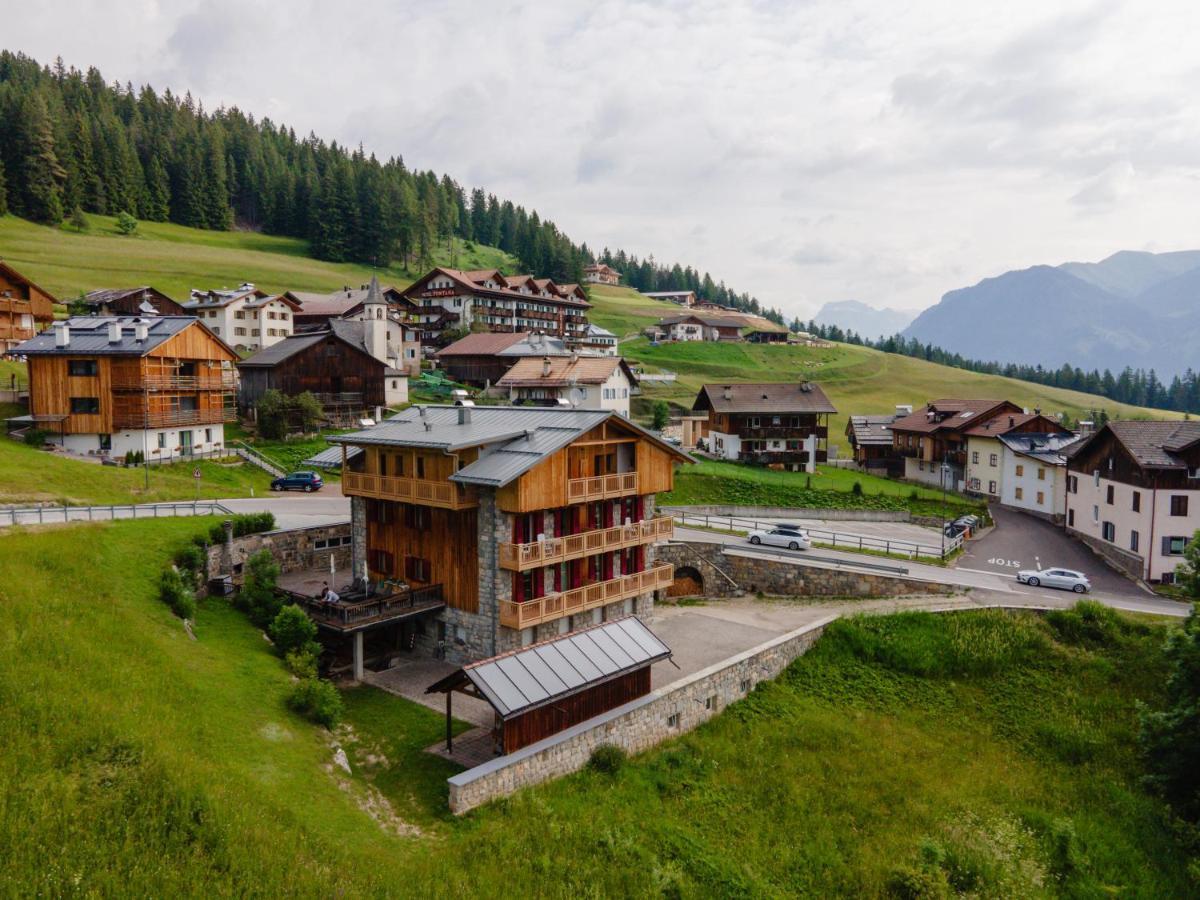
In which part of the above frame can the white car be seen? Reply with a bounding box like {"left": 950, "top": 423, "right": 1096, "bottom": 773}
{"left": 1016, "top": 567, "right": 1090, "bottom": 593}
{"left": 748, "top": 528, "right": 811, "bottom": 551}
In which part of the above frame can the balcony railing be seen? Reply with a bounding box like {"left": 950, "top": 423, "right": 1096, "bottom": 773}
{"left": 112, "top": 406, "right": 235, "bottom": 429}
{"left": 498, "top": 516, "right": 674, "bottom": 571}
{"left": 498, "top": 563, "right": 674, "bottom": 629}
{"left": 341, "top": 471, "right": 478, "bottom": 509}
{"left": 111, "top": 373, "right": 237, "bottom": 391}
{"left": 738, "top": 450, "right": 829, "bottom": 465}
{"left": 280, "top": 584, "right": 445, "bottom": 633}
{"left": 729, "top": 425, "right": 828, "bottom": 440}
{"left": 566, "top": 472, "right": 638, "bottom": 502}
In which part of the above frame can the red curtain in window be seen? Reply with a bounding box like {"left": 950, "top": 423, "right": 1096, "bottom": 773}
{"left": 513, "top": 571, "right": 525, "bottom": 603}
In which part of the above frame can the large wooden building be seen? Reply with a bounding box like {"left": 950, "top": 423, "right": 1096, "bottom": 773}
{"left": 692, "top": 382, "right": 837, "bottom": 470}
{"left": 331, "top": 406, "right": 691, "bottom": 666}
{"left": 0, "top": 260, "right": 57, "bottom": 349}
{"left": 80, "top": 287, "right": 186, "bottom": 317}
{"left": 14, "top": 316, "right": 237, "bottom": 458}
{"left": 889, "top": 399, "right": 1024, "bottom": 489}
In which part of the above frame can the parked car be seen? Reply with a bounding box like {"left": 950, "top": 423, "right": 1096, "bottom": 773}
{"left": 271, "top": 470, "right": 324, "bottom": 492}
{"left": 953, "top": 515, "right": 981, "bottom": 529}
{"left": 1016, "top": 567, "right": 1090, "bottom": 593}
{"left": 748, "top": 528, "right": 811, "bottom": 551}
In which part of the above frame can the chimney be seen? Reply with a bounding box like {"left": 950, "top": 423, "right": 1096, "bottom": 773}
{"left": 457, "top": 406, "right": 472, "bottom": 425}
{"left": 542, "top": 356, "right": 552, "bottom": 377}
{"left": 135, "top": 323, "right": 148, "bottom": 342}
{"left": 424, "top": 420, "right": 433, "bottom": 432}
{"left": 723, "top": 385, "right": 732, "bottom": 401}
{"left": 108, "top": 321, "right": 122, "bottom": 344}
{"left": 1008, "top": 416, "right": 1015, "bottom": 428}
{"left": 54, "top": 322, "right": 70, "bottom": 348}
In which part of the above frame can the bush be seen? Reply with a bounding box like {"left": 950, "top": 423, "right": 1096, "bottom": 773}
{"left": 159, "top": 567, "right": 197, "bottom": 620}
{"left": 235, "top": 549, "right": 282, "bottom": 627}
{"left": 208, "top": 512, "right": 276, "bottom": 544}
{"left": 115, "top": 210, "right": 138, "bottom": 234}
{"left": 286, "top": 678, "right": 343, "bottom": 728}
{"left": 284, "top": 648, "right": 318, "bottom": 679}
{"left": 1046, "top": 600, "right": 1127, "bottom": 647}
{"left": 852, "top": 480, "right": 864, "bottom": 496}
{"left": 588, "top": 744, "right": 627, "bottom": 775}
{"left": 23, "top": 428, "right": 50, "bottom": 446}
{"left": 269, "top": 605, "right": 320, "bottom": 658}
{"left": 173, "top": 544, "right": 207, "bottom": 576}
{"left": 652, "top": 400, "right": 670, "bottom": 431}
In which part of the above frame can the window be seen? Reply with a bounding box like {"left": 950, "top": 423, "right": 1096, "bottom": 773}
{"left": 69, "top": 397, "right": 99, "bottom": 414}
{"left": 990, "top": 453, "right": 998, "bottom": 467}
{"left": 704, "top": 695, "right": 718, "bottom": 711}
{"left": 1067, "top": 509, "right": 1075, "bottom": 527}
{"left": 1036, "top": 491, "right": 1045, "bottom": 505}
{"left": 158, "top": 433, "right": 167, "bottom": 449}
{"left": 235, "top": 310, "right": 246, "bottom": 319}
{"left": 971, "top": 451, "right": 979, "bottom": 464}
{"left": 204, "top": 428, "right": 212, "bottom": 443}
{"left": 1092, "top": 505, "right": 1099, "bottom": 522}
{"left": 988, "top": 480, "right": 997, "bottom": 494}
{"left": 404, "top": 556, "right": 430, "bottom": 582}
{"left": 1102, "top": 521, "right": 1115, "bottom": 542}
{"left": 67, "top": 359, "right": 98, "bottom": 377}
{"left": 98, "top": 434, "right": 111, "bottom": 451}
{"left": 1015, "top": 486, "right": 1023, "bottom": 500}
{"left": 740, "top": 679, "right": 752, "bottom": 693}
{"left": 1068, "top": 475, "right": 1077, "bottom": 494}
{"left": 667, "top": 713, "right": 680, "bottom": 728}
{"left": 416, "top": 456, "right": 425, "bottom": 479}
{"left": 1132, "top": 491, "right": 1141, "bottom": 512}
{"left": 1094, "top": 469, "right": 1100, "bottom": 487}
{"left": 1106, "top": 485, "right": 1114, "bottom": 504}
{"left": 1130, "top": 531, "right": 1140, "bottom": 553}
{"left": 1037, "top": 468, "right": 1045, "bottom": 481}
{"left": 234, "top": 327, "right": 247, "bottom": 336}
{"left": 1164, "top": 536, "right": 1189, "bottom": 556}
{"left": 1170, "top": 495, "right": 1189, "bottom": 517}
{"left": 1015, "top": 464, "right": 1024, "bottom": 477}
{"left": 403, "top": 505, "right": 430, "bottom": 530}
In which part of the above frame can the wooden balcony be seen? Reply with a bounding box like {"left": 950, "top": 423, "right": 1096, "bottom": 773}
{"left": 112, "top": 406, "right": 235, "bottom": 429}
{"left": 498, "top": 563, "right": 675, "bottom": 629}
{"left": 280, "top": 584, "right": 445, "bottom": 634}
{"left": 111, "top": 373, "right": 237, "bottom": 391}
{"left": 498, "top": 516, "right": 674, "bottom": 571}
{"left": 342, "top": 471, "right": 478, "bottom": 510}
{"left": 566, "top": 472, "right": 638, "bottom": 502}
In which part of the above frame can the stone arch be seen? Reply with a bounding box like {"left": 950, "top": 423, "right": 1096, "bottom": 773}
{"left": 668, "top": 565, "right": 704, "bottom": 597}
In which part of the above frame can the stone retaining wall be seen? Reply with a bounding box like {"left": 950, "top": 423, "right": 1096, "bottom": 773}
{"left": 1072, "top": 530, "right": 1145, "bottom": 581}
{"left": 206, "top": 521, "right": 353, "bottom": 584}
{"left": 662, "top": 504, "right": 910, "bottom": 523}
{"left": 447, "top": 615, "right": 837, "bottom": 814}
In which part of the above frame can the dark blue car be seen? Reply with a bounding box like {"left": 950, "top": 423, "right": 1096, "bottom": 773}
{"left": 271, "top": 471, "right": 323, "bottom": 492}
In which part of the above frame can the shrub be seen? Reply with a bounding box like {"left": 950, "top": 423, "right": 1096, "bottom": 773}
{"left": 287, "top": 678, "right": 343, "bottom": 728}
{"left": 159, "top": 567, "right": 197, "bottom": 620}
{"left": 588, "top": 744, "right": 627, "bottom": 775}
{"left": 208, "top": 512, "right": 276, "bottom": 544}
{"left": 852, "top": 480, "right": 864, "bottom": 496}
{"left": 284, "top": 648, "right": 318, "bottom": 679}
{"left": 173, "top": 544, "right": 207, "bottom": 576}
{"left": 23, "top": 428, "right": 50, "bottom": 446}
{"left": 1046, "top": 600, "right": 1130, "bottom": 647}
{"left": 269, "top": 605, "right": 320, "bottom": 658}
{"left": 115, "top": 210, "right": 138, "bottom": 234}
{"left": 652, "top": 400, "right": 670, "bottom": 431}
{"left": 235, "top": 549, "right": 282, "bottom": 627}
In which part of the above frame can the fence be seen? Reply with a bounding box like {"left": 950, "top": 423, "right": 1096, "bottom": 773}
{"left": 230, "top": 441, "right": 286, "bottom": 477}
{"left": 0, "top": 500, "right": 234, "bottom": 526}
{"left": 669, "top": 510, "right": 963, "bottom": 560}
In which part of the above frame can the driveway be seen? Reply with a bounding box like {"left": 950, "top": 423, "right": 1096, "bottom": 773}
{"left": 219, "top": 490, "right": 351, "bottom": 530}
{"left": 960, "top": 505, "right": 1144, "bottom": 599}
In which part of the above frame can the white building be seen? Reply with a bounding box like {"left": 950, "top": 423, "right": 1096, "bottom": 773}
{"left": 577, "top": 323, "right": 619, "bottom": 356}
{"left": 184, "top": 283, "right": 300, "bottom": 351}
{"left": 497, "top": 355, "right": 637, "bottom": 416}
{"left": 997, "top": 432, "right": 1081, "bottom": 519}
{"left": 1066, "top": 421, "right": 1200, "bottom": 583}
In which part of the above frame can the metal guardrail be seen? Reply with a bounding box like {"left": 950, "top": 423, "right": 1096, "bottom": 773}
{"left": 670, "top": 511, "right": 963, "bottom": 560}
{"left": 230, "top": 441, "right": 286, "bottom": 477}
{"left": 723, "top": 542, "right": 910, "bottom": 576}
{"left": 0, "top": 501, "right": 235, "bottom": 526}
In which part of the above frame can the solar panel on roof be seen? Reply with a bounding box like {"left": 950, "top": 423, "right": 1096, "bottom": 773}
{"left": 552, "top": 638, "right": 605, "bottom": 681}
{"left": 533, "top": 645, "right": 588, "bottom": 690}
{"left": 493, "top": 656, "right": 552, "bottom": 706}
{"left": 470, "top": 662, "right": 528, "bottom": 716}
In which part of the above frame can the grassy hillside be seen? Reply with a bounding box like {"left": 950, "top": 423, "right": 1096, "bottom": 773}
{"left": 1, "top": 519, "right": 1191, "bottom": 895}
{"left": 0, "top": 212, "right": 517, "bottom": 300}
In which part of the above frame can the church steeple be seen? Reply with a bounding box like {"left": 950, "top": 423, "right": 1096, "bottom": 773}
{"left": 364, "top": 275, "right": 389, "bottom": 363}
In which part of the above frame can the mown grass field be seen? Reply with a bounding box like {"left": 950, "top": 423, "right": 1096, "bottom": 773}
{"left": 1, "top": 519, "right": 1192, "bottom": 896}
{"left": 663, "top": 460, "right": 983, "bottom": 519}
{"left": 0, "top": 437, "right": 273, "bottom": 504}
{"left": 0, "top": 212, "right": 516, "bottom": 300}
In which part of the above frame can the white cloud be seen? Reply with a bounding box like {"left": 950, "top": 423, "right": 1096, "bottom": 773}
{"left": 5, "top": 0, "right": 1200, "bottom": 318}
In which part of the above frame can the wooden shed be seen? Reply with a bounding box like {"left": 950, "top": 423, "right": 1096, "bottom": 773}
{"left": 426, "top": 617, "right": 671, "bottom": 756}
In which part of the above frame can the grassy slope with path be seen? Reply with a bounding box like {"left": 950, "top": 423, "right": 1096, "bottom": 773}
{"left": 0, "top": 519, "right": 1189, "bottom": 895}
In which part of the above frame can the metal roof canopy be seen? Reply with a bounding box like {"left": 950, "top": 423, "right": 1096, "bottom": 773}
{"left": 426, "top": 617, "right": 671, "bottom": 720}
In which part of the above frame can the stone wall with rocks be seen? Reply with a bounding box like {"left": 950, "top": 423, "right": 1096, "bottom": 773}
{"left": 206, "top": 521, "right": 353, "bottom": 584}
{"left": 447, "top": 615, "right": 836, "bottom": 814}
{"left": 654, "top": 541, "right": 957, "bottom": 599}
{"left": 1073, "top": 531, "right": 1144, "bottom": 581}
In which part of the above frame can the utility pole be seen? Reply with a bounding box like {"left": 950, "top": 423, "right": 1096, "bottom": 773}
{"left": 940, "top": 451, "right": 949, "bottom": 556}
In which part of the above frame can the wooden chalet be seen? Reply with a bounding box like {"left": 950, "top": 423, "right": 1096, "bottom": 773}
{"left": 583, "top": 263, "right": 622, "bottom": 286}
{"left": 286, "top": 283, "right": 416, "bottom": 328}
{"left": 692, "top": 382, "right": 836, "bottom": 470}
{"left": 81, "top": 287, "right": 185, "bottom": 317}
{"left": 0, "top": 260, "right": 57, "bottom": 349}
{"left": 435, "top": 331, "right": 538, "bottom": 385}
{"left": 845, "top": 413, "right": 901, "bottom": 473}
{"left": 14, "top": 316, "right": 237, "bottom": 459}
{"left": 427, "top": 617, "right": 671, "bottom": 756}
{"left": 330, "top": 406, "right": 691, "bottom": 667}
{"left": 890, "top": 399, "right": 1024, "bottom": 488}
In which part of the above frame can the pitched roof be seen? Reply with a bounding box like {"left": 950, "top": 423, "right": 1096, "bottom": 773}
{"left": 693, "top": 382, "right": 837, "bottom": 415}
{"left": 14, "top": 316, "right": 234, "bottom": 358}
{"left": 497, "top": 355, "right": 633, "bottom": 387}
{"left": 963, "top": 412, "right": 1061, "bottom": 437}
{"left": 330, "top": 405, "right": 691, "bottom": 487}
{"left": 435, "top": 331, "right": 531, "bottom": 357}
{"left": 0, "top": 259, "right": 59, "bottom": 306}
{"left": 236, "top": 319, "right": 381, "bottom": 369}
{"left": 998, "top": 432, "right": 1082, "bottom": 465}
{"left": 582, "top": 323, "right": 616, "bottom": 338}
{"left": 659, "top": 313, "right": 743, "bottom": 328}
{"left": 408, "top": 267, "right": 592, "bottom": 309}
{"left": 890, "top": 399, "right": 1014, "bottom": 434}
{"left": 1075, "top": 420, "right": 1200, "bottom": 469}
{"left": 643, "top": 290, "right": 696, "bottom": 298}
{"left": 426, "top": 617, "right": 670, "bottom": 720}
{"left": 846, "top": 414, "right": 897, "bottom": 446}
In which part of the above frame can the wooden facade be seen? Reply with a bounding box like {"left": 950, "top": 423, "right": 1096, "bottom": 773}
{"left": 364, "top": 499, "right": 480, "bottom": 613}
{"left": 0, "top": 261, "right": 57, "bottom": 346}
{"left": 238, "top": 331, "right": 387, "bottom": 410}
{"left": 501, "top": 667, "right": 649, "bottom": 753}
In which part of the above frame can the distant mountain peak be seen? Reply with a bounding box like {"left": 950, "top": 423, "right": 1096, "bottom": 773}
{"left": 813, "top": 300, "right": 915, "bottom": 338}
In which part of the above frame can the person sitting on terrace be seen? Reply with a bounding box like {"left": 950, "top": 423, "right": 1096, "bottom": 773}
{"left": 320, "top": 582, "right": 340, "bottom": 607}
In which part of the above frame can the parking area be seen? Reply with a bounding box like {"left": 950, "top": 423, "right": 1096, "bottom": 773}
{"left": 669, "top": 511, "right": 946, "bottom": 557}
{"left": 959, "top": 505, "right": 1145, "bottom": 598}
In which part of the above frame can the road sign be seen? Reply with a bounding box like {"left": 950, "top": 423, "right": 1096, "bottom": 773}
{"left": 193, "top": 467, "right": 202, "bottom": 479}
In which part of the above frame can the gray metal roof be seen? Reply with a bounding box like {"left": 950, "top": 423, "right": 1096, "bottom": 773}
{"left": 301, "top": 444, "right": 361, "bottom": 468}
{"left": 330, "top": 405, "right": 690, "bottom": 488}
{"left": 14, "top": 316, "right": 209, "bottom": 357}
{"left": 998, "top": 432, "right": 1081, "bottom": 465}
{"left": 237, "top": 319, "right": 378, "bottom": 368}
{"left": 427, "top": 617, "right": 670, "bottom": 719}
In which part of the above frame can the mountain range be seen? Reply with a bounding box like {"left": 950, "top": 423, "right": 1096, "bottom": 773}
{"left": 901, "top": 250, "right": 1200, "bottom": 377}
{"left": 812, "top": 300, "right": 916, "bottom": 338}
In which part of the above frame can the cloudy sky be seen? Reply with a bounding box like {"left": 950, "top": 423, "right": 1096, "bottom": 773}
{"left": 7, "top": 0, "right": 1200, "bottom": 319}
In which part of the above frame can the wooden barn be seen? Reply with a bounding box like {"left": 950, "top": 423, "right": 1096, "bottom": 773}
{"left": 237, "top": 319, "right": 395, "bottom": 416}
{"left": 426, "top": 617, "right": 671, "bottom": 756}
{"left": 81, "top": 286, "right": 186, "bottom": 317}
{"left": 0, "top": 260, "right": 57, "bottom": 348}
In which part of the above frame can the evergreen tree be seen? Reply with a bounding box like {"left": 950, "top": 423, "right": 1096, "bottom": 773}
{"left": 0, "top": 157, "right": 7, "bottom": 216}
{"left": 17, "top": 91, "right": 67, "bottom": 224}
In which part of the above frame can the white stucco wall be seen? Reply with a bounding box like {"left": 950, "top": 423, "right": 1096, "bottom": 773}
{"left": 1000, "top": 451, "right": 1065, "bottom": 517}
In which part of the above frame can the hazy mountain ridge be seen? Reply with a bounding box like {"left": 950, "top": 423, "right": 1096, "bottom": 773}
{"left": 813, "top": 300, "right": 916, "bottom": 338}
{"left": 903, "top": 250, "right": 1200, "bottom": 376}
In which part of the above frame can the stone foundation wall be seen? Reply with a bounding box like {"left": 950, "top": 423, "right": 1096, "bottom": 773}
{"left": 1071, "top": 529, "right": 1145, "bottom": 581}
{"left": 654, "top": 541, "right": 957, "bottom": 599}
{"left": 447, "top": 615, "right": 836, "bottom": 814}
{"left": 206, "top": 521, "right": 353, "bottom": 584}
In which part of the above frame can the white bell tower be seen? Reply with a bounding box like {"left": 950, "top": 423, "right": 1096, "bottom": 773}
{"left": 363, "top": 275, "right": 389, "bottom": 364}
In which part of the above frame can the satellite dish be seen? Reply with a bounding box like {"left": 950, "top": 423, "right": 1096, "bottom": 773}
{"left": 568, "top": 388, "right": 585, "bottom": 408}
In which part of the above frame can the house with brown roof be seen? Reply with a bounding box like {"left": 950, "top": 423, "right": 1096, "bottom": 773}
{"left": 286, "top": 283, "right": 420, "bottom": 377}
{"left": 691, "top": 382, "right": 837, "bottom": 470}
{"left": 583, "top": 263, "right": 621, "bottom": 286}
{"left": 1066, "top": 420, "right": 1200, "bottom": 583}
{"left": 845, "top": 412, "right": 902, "bottom": 474}
{"left": 964, "top": 411, "right": 1068, "bottom": 499}
{"left": 183, "top": 283, "right": 301, "bottom": 352}
{"left": 643, "top": 290, "right": 696, "bottom": 306}
{"left": 81, "top": 287, "right": 185, "bottom": 317}
{"left": 889, "top": 399, "right": 1024, "bottom": 488}
{"left": 658, "top": 313, "right": 743, "bottom": 342}
{"left": 498, "top": 355, "right": 637, "bottom": 416}
{"left": 0, "top": 260, "right": 57, "bottom": 349}
{"left": 403, "top": 267, "right": 591, "bottom": 346}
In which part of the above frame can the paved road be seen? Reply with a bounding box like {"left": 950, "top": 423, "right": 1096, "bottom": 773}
{"left": 674, "top": 525, "right": 1188, "bottom": 619}
{"left": 220, "top": 491, "right": 350, "bottom": 529}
